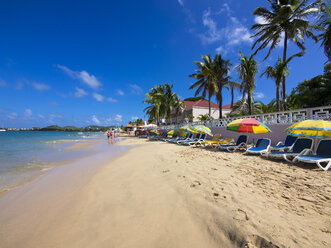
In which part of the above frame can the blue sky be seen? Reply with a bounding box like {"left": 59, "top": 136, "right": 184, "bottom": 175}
{"left": 0, "top": 0, "right": 326, "bottom": 128}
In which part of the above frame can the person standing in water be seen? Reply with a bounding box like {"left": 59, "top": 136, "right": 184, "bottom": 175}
{"left": 107, "top": 131, "right": 110, "bottom": 139}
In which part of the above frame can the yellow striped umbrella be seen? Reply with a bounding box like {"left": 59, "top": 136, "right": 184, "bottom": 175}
{"left": 285, "top": 120, "right": 331, "bottom": 139}
{"left": 192, "top": 125, "right": 213, "bottom": 136}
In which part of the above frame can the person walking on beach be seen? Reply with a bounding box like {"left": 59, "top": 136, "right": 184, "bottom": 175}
{"left": 110, "top": 131, "right": 113, "bottom": 140}
{"left": 107, "top": 131, "right": 110, "bottom": 140}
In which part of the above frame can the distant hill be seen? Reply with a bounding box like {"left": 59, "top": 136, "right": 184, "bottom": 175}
{"left": 39, "top": 125, "right": 117, "bottom": 132}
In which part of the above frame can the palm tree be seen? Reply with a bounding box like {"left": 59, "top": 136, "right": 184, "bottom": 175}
{"left": 236, "top": 51, "right": 258, "bottom": 116}
{"left": 189, "top": 55, "right": 218, "bottom": 118}
{"left": 251, "top": 0, "right": 322, "bottom": 102}
{"left": 212, "top": 54, "right": 232, "bottom": 119}
{"left": 173, "top": 98, "right": 186, "bottom": 123}
{"left": 143, "top": 83, "right": 180, "bottom": 124}
{"left": 228, "top": 81, "right": 241, "bottom": 109}
{"left": 261, "top": 52, "right": 304, "bottom": 111}
{"left": 317, "top": 0, "right": 331, "bottom": 61}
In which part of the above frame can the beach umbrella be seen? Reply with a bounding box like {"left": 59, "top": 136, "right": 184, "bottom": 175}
{"left": 150, "top": 129, "right": 159, "bottom": 134}
{"left": 284, "top": 120, "right": 331, "bottom": 139}
{"left": 192, "top": 125, "right": 213, "bottom": 136}
{"left": 167, "top": 130, "right": 176, "bottom": 135}
{"left": 179, "top": 125, "right": 195, "bottom": 133}
{"left": 227, "top": 118, "right": 271, "bottom": 134}
{"left": 284, "top": 120, "right": 331, "bottom": 151}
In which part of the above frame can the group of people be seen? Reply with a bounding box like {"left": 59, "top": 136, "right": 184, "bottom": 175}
{"left": 107, "top": 131, "right": 116, "bottom": 140}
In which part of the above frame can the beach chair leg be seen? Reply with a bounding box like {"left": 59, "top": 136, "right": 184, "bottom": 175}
{"left": 316, "top": 160, "right": 331, "bottom": 171}
{"left": 283, "top": 154, "right": 294, "bottom": 163}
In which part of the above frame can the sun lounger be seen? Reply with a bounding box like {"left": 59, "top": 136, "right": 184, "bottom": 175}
{"left": 271, "top": 135, "right": 297, "bottom": 151}
{"left": 293, "top": 139, "right": 331, "bottom": 171}
{"left": 219, "top": 135, "right": 247, "bottom": 152}
{"left": 244, "top": 138, "right": 271, "bottom": 155}
{"left": 201, "top": 134, "right": 221, "bottom": 147}
{"left": 188, "top": 133, "right": 207, "bottom": 146}
{"left": 176, "top": 133, "right": 194, "bottom": 144}
{"left": 169, "top": 133, "right": 189, "bottom": 143}
{"left": 181, "top": 133, "right": 201, "bottom": 145}
{"left": 264, "top": 138, "right": 313, "bottom": 162}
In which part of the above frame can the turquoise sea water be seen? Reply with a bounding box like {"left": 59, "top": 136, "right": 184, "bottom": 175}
{"left": 0, "top": 131, "right": 104, "bottom": 192}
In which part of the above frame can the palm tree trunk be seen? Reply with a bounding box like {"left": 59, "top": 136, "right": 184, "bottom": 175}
{"left": 282, "top": 31, "right": 288, "bottom": 110}
{"left": 231, "top": 86, "right": 234, "bottom": 108}
{"left": 208, "top": 95, "right": 211, "bottom": 119}
{"left": 219, "top": 87, "right": 223, "bottom": 119}
{"left": 276, "top": 84, "right": 280, "bottom": 112}
{"left": 248, "top": 93, "right": 252, "bottom": 115}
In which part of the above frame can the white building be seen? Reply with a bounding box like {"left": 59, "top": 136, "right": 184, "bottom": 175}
{"left": 170, "top": 99, "right": 232, "bottom": 124}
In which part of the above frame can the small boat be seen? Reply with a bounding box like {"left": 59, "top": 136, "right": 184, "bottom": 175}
{"left": 0, "top": 129, "right": 6, "bottom": 132}
{"left": 78, "top": 132, "right": 83, "bottom": 134}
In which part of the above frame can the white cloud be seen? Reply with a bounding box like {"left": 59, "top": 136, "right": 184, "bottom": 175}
{"left": 38, "top": 114, "right": 45, "bottom": 119}
{"left": 199, "top": 7, "right": 253, "bottom": 52}
{"left": 30, "top": 82, "right": 51, "bottom": 91}
{"left": 0, "top": 80, "right": 7, "bottom": 87}
{"left": 92, "top": 115, "right": 100, "bottom": 125}
{"left": 57, "top": 65, "right": 102, "bottom": 90}
{"left": 129, "top": 84, "right": 143, "bottom": 95}
{"left": 116, "top": 89, "right": 125, "bottom": 96}
{"left": 115, "top": 114, "right": 123, "bottom": 123}
{"left": 107, "top": 97, "right": 118, "bottom": 103}
{"left": 177, "top": 0, "right": 184, "bottom": 6}
{"left": 24, "top": 109, "right": 33, "bottom": 119}
{"left": 7, "top": 112, "right": 18, "bottom": 119}
{"left": 131, "top": 116, "right": 138, "bottom": 121}
{"left": 254, "top": 16, "right": 268, "bottom": 25}
{"left": 215, "top": 45, "right": 228, "bottom": 56}
{"left": 200, "top": 9, "right": 222, "bottom": 44}
{"left": 254, "top": 16, "right": 284, "bottom": 48}
{"left": 105, "top": 117, "right": 112, "bottom": 125}
{"left": 92, "top": 92, "right": 104, "bottom": 102}
{"left": 254, "top": 92, "right": 265, "bottom": 99}
{"left": 74, "top": 87, "right": 88, "bottom": 98}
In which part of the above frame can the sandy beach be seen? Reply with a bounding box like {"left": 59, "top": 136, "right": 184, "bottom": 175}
{"left": 0, "top": 137, "right": 330, "bottom": 248}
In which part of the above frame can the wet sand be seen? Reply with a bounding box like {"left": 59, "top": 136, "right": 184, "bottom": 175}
{"left": 0, "top": 137, "right": 330, "bottom": 247}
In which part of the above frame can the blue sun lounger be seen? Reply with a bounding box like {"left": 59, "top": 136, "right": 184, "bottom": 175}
{"left": 219, "top": 135, "right": 247, "bottom": 152}
{"left": 188, "top": 133, "right": 207, "bottom": 146}
{"left": 181, "top": 133, "right": 201, "bottom": 145}
{"left": 271, "top": 135, "right": 297, "bottom": 151}
{"left": 293, "top": 139, "right": 331, "bottom": 171}
{"left": 244, "top": 138, "right": 271, "bottom": 155}
{"left": 177, "top": 133, "right": 194, "bottom": 144}
{"left": 264, "top": 138, "right": 313, "bottom": 162}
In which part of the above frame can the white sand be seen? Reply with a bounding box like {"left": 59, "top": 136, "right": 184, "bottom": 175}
{"left": 0, "top": 137, "right": 330, "bottom": 247}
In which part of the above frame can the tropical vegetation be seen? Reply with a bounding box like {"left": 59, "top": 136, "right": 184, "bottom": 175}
{"left": 251, "top": 0, "right": 322, "bottom": 104}
{"left": 143, "top": 83, "right": 183, "bottom": 124}
{"left": 261, "top": 52, "right": 304, "bottom": 111}
{"left": 236, "top": 51, "right": 258, "bottom": 115}
{"left": 142, "top": 0, "right": 329, "bottom": 124}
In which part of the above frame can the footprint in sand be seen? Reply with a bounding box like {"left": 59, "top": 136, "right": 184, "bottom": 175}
{"left": 233, "top": 208, "right": 249, "bottom": 221}
{"left": 162, "top": 169, "right": 170, "bottom": 173}
{"left": 244, "top": 234, "right": 279, "bottom": 248}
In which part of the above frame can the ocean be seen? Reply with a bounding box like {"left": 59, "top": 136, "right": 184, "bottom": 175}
{"left": 0, "top": 131, "right": 104, "bottom": 193}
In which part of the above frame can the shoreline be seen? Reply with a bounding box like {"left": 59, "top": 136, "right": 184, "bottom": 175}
{"left": 0, "top": 137, "right": 115, "bottom": 195}
{"left": 0, "top": 137, "right": 330, "bottom": 247}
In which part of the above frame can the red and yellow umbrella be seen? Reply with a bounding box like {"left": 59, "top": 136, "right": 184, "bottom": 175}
{"left": 227, "top": 118, "right": 271, "bottom": 134}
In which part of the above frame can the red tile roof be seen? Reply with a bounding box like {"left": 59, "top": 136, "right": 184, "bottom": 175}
{"left": 222, "top": 103, "right": 233, "bottom": 109}
{"left": 183, "top": 100, "right": 232, "bottom": 110}
{"left": 184, "top": 100, "right": 219, "bottom": 109}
